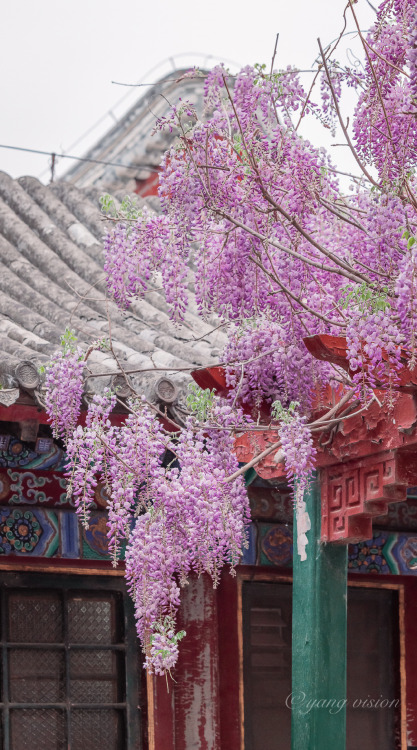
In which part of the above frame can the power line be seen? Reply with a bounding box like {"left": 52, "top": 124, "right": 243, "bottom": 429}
{"left": 39, "top": 53, "right": 243, "bottom": 179}
{"left": 0, "top": 143, "right": 160, "bottom": 175}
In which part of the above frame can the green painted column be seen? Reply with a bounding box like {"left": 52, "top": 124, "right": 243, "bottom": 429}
{"left": 291, "top": 474, "right": 348, "bottom": 750}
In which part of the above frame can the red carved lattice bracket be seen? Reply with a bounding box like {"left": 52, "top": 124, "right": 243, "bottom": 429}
{"left": 321, "top": 450, "right": 417, "bottom": 543}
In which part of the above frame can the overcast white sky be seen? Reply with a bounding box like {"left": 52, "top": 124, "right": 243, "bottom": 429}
{"left": 1, "top": 0, "right": 376, "bottom": 182}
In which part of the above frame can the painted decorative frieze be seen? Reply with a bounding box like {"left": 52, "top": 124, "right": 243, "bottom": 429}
{"left": 0, "top": 468, "right": 108, "bottom": 509}
{"left": 0, "top": 506, "right": 114, "bottom": 561}
{"left": 0, "top": 436, "right": 66, "bottom": 470}
{"left": 242, "top": 522, "right": 417, "bottom": 576}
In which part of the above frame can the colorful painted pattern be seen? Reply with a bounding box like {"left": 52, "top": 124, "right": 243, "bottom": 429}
{"left": 0, "top": 437, "right": 66, "bottom": 470}
{"left": 0, "top": 468, "right": 108, "bottom": 510}
{"left": 348, "top": 533, "right": 391, "bottom": 574}
{"left": 0, "top": 507, "right": 59, "bottom": 557}
{"left": 82, "top": 513, "right": 112, "bottom": 560}
{"left": 259, "top": 523, "right": 293, "bottom": 567}
{"left": 0, "top": 506, "right": 117, "bottom": 561}
{"left": 241, "top": 522, "right": 417, "bottom": 575}
{"left": 0, "top": 429, "right": 417, "bottom": 572}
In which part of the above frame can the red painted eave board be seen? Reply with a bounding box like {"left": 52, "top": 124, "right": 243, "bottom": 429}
{"left": 0, "top": 403, "right": 128, "bottom": 427}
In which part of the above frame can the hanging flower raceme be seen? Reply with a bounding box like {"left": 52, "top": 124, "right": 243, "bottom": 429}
{"left": 124, "top": 404, "right": 250, "bottom": 674}
{"left": 56, "top": 371, "right": 250, "bottom": 674}
{"left": 276, "top": 403, "right": 316, "bottom": 561}
{"left": 104, "top": 402, "right": 166, "bottom": 562}
{"left": 44, "top": 341, "right": 84, "bottom": 441}
{"left": 223, "top": 321, "right": 316, "bottom": 412}
{"left": 125, "top": 508, "right": 185, "bottom": 674}
{"left": 407, "top": 5, "right": 417, "bottom": 101}
{"left": 346, "top": 307, "right": 403, "bottom": 399}
{"left": 395, "top": 235, "right": 417, "bottom": 364}
{"left": 65, "top": 393, "right": 116, "bottom": 527}
{"left": 278, "top": 404, "right": 316, "bottom": 498}
{"left": 103, "top": 212, "right": 189, "bottom": 323}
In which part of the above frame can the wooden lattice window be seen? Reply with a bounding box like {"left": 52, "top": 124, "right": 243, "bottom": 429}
{"left": 0, "top": 572, "right": 142, "bottom": 750}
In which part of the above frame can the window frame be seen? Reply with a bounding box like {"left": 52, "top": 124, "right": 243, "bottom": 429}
{"left": 0, "top": 570, "right": 143, "bottom": 750}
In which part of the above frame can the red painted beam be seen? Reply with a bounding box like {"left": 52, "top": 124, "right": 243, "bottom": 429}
{"left": 0, "top": 403, "right": 128, "bottom": 427}
{"left": 191, "top": 366, "right": 229, "bottom": 397}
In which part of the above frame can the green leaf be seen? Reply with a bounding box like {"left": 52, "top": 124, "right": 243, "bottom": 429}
{"left": 272, "top": 400, "right": 300, "bottom": 423}
{"left": 186, "top": 383, "right": 215, "bottom": 422}
{"left": 340, "top": 282, "right": 391, "bottom": 313}
{"left": 99, "top": 193, "right": 117, "bottom": 218}
{"left": 60, "top": 328, "right": 78, "bottom": 354}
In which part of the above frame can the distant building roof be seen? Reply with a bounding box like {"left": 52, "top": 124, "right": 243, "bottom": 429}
{"left": 62, "top": 70, "right": 206, "bottom": 195}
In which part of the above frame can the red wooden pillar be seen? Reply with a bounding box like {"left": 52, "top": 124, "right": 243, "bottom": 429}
{"left": 147, "top": 672, "right": 176, "bottom": 750}
{"left": 217, "top": 570, "right": 241, "bottom": 750}
{"left": 174, "top": 574, "right": 221, "bottom": 750}
{"left": 148, "top": 574, "right": 220, "bottom": 750}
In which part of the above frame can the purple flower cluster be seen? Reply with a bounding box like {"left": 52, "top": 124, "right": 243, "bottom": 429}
{"left": 407, "top": 6, "right": 417, "bottom": 100}
{"left": 346, "top": 309, "right": 403, "bottom": 397}
{"left": 144, "top": 624, "right": 184, "bottom": 676}
{"left": 352, "top": 1, "right": 417, "bottom": 180}
{"left": 223, "top": 321, "right": 315, "bottom": 411}
{"left": 44, "top": 347, "right": 84, "bottom": 440}
{"left": 124, "top": 406, "right": 250, "bottom": 672}
{"left": 60, "top": 391, "right": 250, "bottom": 673}
{"left": 395, "top": 243, "right": 417, "bottom": 360}
{"left": 279, "top": 411, "right": 316, "bottom": 503}
{"left": 65, "top": 393, "right": 116, "bottom": 526}
{"left": 104, "top": 404, "right": 166, "bottom": 561}
{"left": 104, "top": 214, "right": 188, "bottom": 322}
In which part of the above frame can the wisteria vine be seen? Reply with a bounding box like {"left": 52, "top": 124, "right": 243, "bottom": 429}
{"left": 43, "top": 0, "right": 417, "bottom": 673}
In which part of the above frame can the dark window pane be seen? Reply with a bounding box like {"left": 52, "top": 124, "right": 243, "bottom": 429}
{"left": 70, "top": 649, "right": 123, "bottom": 703}
{"left": 9, "top": 648, "right": 65, "bottom": 703}
{"left": 7, "top": 592, "right": 63, "bottom": 643}
{"left": 10, "top": 708, "right": 65, "bottom": 750}
{"left": 346, "top": 588, "right": 397, "bottom": 749}
{"left": 243, "top": 584, "right": 292, "bottom": 750}
{"left": 71, "top": 709, "right": 124, "bottom": 750}
{"left": 0, "top": 574, "right": 140, "bottom": 749}
{"left": 68, "top": 594, "right": 121, "bottom": 644}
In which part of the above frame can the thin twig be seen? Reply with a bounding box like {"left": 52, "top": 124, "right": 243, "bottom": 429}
{"left": 317, "top": 37, "right": 380, "bottom": 188}
{"left": 224, "top": 387, "right": 357, "bottom": 482}
{"left": 270, "top": 33, "right": 279, "bottom": 77}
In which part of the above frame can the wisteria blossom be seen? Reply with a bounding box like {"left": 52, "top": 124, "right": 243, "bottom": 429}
{"left": 44, "top": 344, "right": 84, "bottom": 441}
{"left": 44, "top": 0, "right": 417, "bottom": 673}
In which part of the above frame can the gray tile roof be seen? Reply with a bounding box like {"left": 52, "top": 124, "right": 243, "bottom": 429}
{"left": 0, "top": 171, "right": 226, "bottom": 413}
